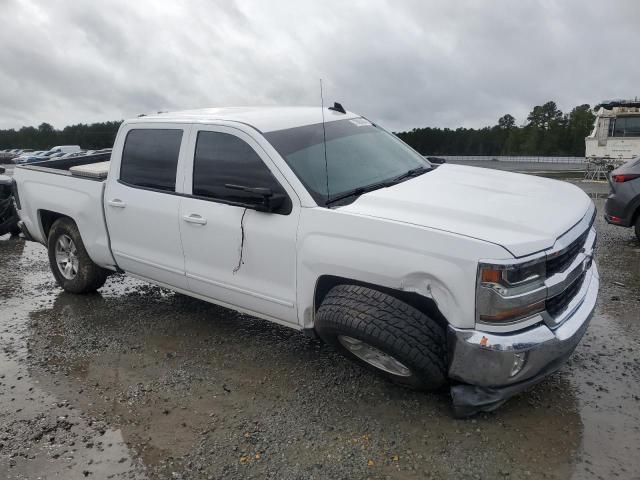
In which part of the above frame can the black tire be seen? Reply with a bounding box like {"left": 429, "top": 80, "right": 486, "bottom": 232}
{"left": 635, "top": 215, "right": 640, "bottom": 243}
{"left": 47, "top": 217, "right": 109, "bottom": 293}
{"left": 315, "top": 284, "right": 447, "bottom": 391}
{"left": 0, "top": 201, "right": 19, "bottom": 236}
{"left": 0, "top": 216, "right": 19, "bottom": 236}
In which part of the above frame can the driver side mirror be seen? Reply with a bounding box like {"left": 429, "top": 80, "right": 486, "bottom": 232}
{"left": 225, "top": 184, "right": 286, "bottom": 213}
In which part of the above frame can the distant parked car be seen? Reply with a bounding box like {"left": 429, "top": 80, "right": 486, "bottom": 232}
{"left": 58, "top": 151, "right": 87, "bottom": 159}
{"left": 605, "top": 157, "right": 640, "bottom": 241}
{"left": 83, "top": 148, "right": 112, "bottom": 157}
{"left": 2, "top": 149, "right": 26, "bottom": 161}
{"left": 46, "top": 145, "right": 82, "bottom": 155}
{"left": 15, "top": 147, "right": 84, "bottom": 164}
{"left": 12, "top": 150, "right": 46, "bottom": 164}
{"left": 73, "top": 149, "right": 112, "bottom": 158}
{"left": 14, "top": 151, "right": 51, "bottom": 164}
{"left": 11, "top": 149, "right": 32, "bottom": 155}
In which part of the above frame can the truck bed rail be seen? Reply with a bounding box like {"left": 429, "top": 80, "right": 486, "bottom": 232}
{"left": 16, "top": 152, "right": 111, "bottom": 180}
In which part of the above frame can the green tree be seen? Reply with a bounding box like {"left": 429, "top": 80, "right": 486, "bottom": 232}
{"left": 566, "top": 104, "right": 595, "bottom": 155}
{"left": 498, "top": 114, "right": 515, "bottom": 129}
{"left": 527, "top": 101, "right": 563, "bottom": 130}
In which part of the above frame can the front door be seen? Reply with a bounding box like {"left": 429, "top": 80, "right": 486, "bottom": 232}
{"left": 179, "top": 126, "right": 300, "bottom": 325}
{"left": 104, "top": 124, "right": 189, "bottom": 289}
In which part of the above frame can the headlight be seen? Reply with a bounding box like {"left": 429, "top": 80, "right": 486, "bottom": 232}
{"left": 476, "top": 260, "right": 546, "bottom": 326}
{"left": 480, "top": 261, "right": 545, "bottom": 291}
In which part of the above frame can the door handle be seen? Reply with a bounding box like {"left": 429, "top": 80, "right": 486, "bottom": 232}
{"left": 182, "top": 214, "right": 207, "bottom": 225}
{"left": 108, "top": 199, "right": 126, "bottom": 208}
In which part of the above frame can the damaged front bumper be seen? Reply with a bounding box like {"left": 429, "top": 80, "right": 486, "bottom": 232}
{"left": 447, "top": 261, "right": 599, "bottom": 417}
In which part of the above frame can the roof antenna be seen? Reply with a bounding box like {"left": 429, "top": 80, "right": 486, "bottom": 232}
{"left": 320, "top": 79, "right": 330, "bottom": 201}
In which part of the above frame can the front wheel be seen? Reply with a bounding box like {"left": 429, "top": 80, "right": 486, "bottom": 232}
{"left": 47, "top": 217, "right": 109, "bottom": 293}
{"left": 315, "top": 284, "right": 448, "bottom": 391}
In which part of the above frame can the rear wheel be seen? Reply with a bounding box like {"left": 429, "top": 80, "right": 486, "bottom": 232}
{"left": 47, "top": 217, "right": 109, "bottom": 293}
{"left": 315, "top": 284, "right": 447, "bottom": 391}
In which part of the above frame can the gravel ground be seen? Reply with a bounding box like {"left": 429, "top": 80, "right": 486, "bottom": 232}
{"left": 0, "top": 180, "right": 639, "bottom": 479}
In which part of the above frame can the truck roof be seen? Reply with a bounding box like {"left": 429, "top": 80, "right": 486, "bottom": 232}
{"left": 132, "top": 106, "right": 360, "bottom": 133}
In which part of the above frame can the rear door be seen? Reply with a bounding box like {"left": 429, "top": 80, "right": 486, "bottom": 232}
{"left": 179, "top": 125, "right": 300, "bottom": 325}
{"left": 104, "top": 123, "right": 190, "bottom": 289}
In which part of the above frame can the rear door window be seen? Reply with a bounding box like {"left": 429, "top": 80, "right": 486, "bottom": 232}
{"left": 120, "top": 129, "right": 183, "bottom": 191}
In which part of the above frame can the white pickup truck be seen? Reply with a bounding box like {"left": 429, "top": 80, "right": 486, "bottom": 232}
{"left": 13, "top": 106, "right": 598, "bottom": 416}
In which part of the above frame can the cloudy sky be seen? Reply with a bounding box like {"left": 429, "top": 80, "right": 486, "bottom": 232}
{"left": 0, "top": 0, "right": 638, "bottom": 131}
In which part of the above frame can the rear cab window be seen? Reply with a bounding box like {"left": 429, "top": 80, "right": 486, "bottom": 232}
{"left": 120, "top": 129, "right": 183, "bottom": 191}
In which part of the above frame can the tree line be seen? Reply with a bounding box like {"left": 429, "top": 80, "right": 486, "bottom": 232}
{"left": 0, "top": 121, "right": 122, "bottom": 150}
{"left": 396, "top": 101, "right": 595, "bottom": 157}
{"left": 0, "top": 101, "right": 595, "bottom": 156}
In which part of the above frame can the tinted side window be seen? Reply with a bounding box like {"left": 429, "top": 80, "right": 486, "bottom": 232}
{"left": 193, "top": 131, "right": 290, "bottom": 211}
{"left": 120, "top": 129, "right": 183, "bottom": 191}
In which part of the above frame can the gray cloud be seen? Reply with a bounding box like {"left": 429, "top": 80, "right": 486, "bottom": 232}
{"left": 0, "top": 0, "right": 638, "bottom": 131}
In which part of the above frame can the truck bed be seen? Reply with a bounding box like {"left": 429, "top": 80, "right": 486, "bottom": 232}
{"left": 14, "top": 152, "right": 116, "bottom": 268}
{"left": 16, "top": 152, "right": 111, "bottom": 180}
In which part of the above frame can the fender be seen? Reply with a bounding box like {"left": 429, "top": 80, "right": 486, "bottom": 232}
{"left": 296, "top": 206, "right": 513, "bottom": 330}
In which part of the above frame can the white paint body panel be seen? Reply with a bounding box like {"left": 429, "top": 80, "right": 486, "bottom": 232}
{"left": 13, "top": 107, "right": 593, "bottom": 332}
{"left": 103, "top": 122, "right": 191, "bottom": 289}
{"left": 179, "top": 124, "right": 300, "bottom": 324}
{"left": 339, "top": 164, "right": 592, "bottom": 258}
{"left": 14, "top": 171, "right": 116, "bottom": 268}
{"left": 296, "top": 206, "right": 510, "bottom": 329}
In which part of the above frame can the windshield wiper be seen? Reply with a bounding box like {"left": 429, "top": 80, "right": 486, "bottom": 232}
{"left": 388, "top": 165, "right": 431, "bottom": 184}
{"left": 325, "top": 180, "right": 393, "bottom": 206}
{"left": 324, "top": 166, "right": 431, "bottom": 207}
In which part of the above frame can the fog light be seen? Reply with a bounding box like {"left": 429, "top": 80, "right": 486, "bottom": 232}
{"left": 510, "top": 352, "right": 527, "bottom": 377}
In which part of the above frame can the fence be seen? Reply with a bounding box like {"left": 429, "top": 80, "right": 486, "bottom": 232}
{"left": 429, "top": 155, "right": 587, "bottom": 164}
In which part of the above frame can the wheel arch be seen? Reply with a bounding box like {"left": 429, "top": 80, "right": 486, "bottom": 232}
{"left": 313, "top": 274, "right": 449, "bottom": 330}
{"left": 39, "top": 209, "right": 73, "bottom": 241}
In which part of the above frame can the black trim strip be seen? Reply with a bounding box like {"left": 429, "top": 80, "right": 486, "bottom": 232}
{"left": 116, "top": 179, "right": 292, "bottom": 215}
{"left": 17, "top": 165, "right": 105, "bottom": 181}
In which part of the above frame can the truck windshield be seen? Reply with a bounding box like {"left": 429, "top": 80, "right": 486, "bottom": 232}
{"left": 264, "top": 118, "right": 431, "bottom": 206}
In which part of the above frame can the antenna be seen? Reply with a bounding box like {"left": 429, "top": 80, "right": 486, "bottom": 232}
{"left": 320, "top": 79, "right": 330, "bottom": 201}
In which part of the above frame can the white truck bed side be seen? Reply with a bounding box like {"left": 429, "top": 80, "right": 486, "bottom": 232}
{"left": 15, "top": 167, "right": 116, "bottom": 268}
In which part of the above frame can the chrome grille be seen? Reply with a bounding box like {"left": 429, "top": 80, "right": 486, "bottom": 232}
{"left": 546, "top": 272, "right": 586, "bottom": 317}
{"left": 546, "top": 229, "right": 589, "bottom": 277}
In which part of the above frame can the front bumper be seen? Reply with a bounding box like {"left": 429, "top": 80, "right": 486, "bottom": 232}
{"left": 447, "top": 261, "right": 598, "bottom": 416}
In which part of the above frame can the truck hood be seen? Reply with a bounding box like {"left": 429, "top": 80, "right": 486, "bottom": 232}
{"left": 338, "top": 164, "right": 592, "bottom": 258}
